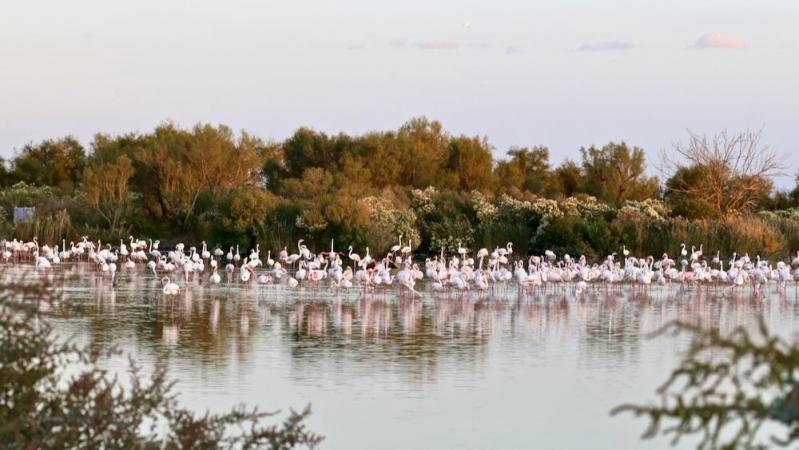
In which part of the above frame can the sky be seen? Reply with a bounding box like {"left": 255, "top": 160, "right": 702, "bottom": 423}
{"left": 1, "top": 0, "right": 798, "bottom": 186}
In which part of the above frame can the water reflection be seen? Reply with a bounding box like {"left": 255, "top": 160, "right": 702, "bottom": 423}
{"left": 29, "top": 264, "right": 798, "bottom": 375}
{"left": 14, "top": 263, "right": 799, "bottom": 449}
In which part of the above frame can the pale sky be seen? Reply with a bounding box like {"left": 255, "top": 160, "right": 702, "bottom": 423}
{"left": 1, "top": 0, "right": 797, "bottom": 186}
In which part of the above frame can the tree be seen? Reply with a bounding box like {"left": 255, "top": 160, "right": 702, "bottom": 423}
{"left": 396, "top": 117, "right": 449, "bottom": 188}
{"left": 281, "top": 128, "right": 339, "bottom": 179}
{"left": 90, "top": 132, "right": 142, "bottom": 164}
{"left": 220, "top": 187, "right": 278, "bottom": 244}
{"left": 261, "top": 141, "right": 286, "bottom": 191}
{"left": 131, "top": 123, "right": 194, "bottom": 222}
{"left": 494, "top": 146, "right": 552, "bottom": 195}
{"left": 664, "top": 166, "right": 719, "bottom": 219}
{"left": 10, "top": 137, "right": 87, "bottom": 188}
{"left": 0, "top": 157, "right": 9, "bottom": 188}
{"left": 186, "top": 125, "right": 264, "bottom": 207}
{"left": 581, "top": 142, "right": 659, "bottom": 204}
{"left": 662, "top": 129, "right": 782, "bottom": 219}
{"left": 130, "top": 123, "right": 264, "bottom": 229}
{"left": 614, "top": 319, "right": 799, "bottom": 449}
{"left": 82, "top": 155, "right": 135, "bottom": 233}
{"left": 788, "top": 171, "right": 799, "bottom": 207}
{"left": 280, "top": 167, "right": 335, "bottom": 200}
{"left": 356, "top": 131, "right": 403, "bottom": 189}
{"left": 552, "top": 160, "right": 583, "bottom": 198}
{"left": 446, "top": 135, "right": 494, "bottom": 191}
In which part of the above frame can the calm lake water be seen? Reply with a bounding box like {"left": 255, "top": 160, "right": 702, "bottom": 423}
{"left": 27, "top": 262, "right": 799, "bottom": 449}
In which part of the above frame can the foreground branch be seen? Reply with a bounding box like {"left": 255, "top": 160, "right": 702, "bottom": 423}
{"left": 612, "top": 318, "right": 799, "bottom": 449}
{"left": 0, "top": 271, "right": 323, "bottom": 449}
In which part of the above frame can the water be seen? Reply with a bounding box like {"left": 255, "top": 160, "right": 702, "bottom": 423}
{"left": 24, "top": 263, "right": 799, "bottom": 449}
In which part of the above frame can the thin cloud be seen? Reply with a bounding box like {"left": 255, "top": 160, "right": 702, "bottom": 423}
{"left": 346, "top": 44, "right": 365, "bottom": 51}
{"left": 389, "top": 38, "right": 408, "bottom": 48}
{"left": 414, "top": 40, "right": 459, "bottom": 50}
{"left": 577, "top": 41, "right": 635, "bottom": 52}
{"left": 505, "top": 46, "right": 522, "bottom": 55}
{"left": 467, "top": 42, "right": 491, "bottom": 50}
{"left": 690, "top": 33, "right": 746, "bottom": 49}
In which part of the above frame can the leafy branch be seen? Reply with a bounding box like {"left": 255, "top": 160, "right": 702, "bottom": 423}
{"left": 612, "top": 319, "right": 799, "bottom": 449}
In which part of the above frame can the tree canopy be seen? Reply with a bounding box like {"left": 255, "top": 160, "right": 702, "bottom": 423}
{"left": 2, "top": 119, "right": 795, "bottom": 256}
{"left": 9, "top": 137, "right": 87, "bottom": 189}
{"left": 580, "top": 142, "right": 660, "bottom": 204}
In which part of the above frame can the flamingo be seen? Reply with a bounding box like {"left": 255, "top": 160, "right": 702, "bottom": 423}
{"left": 162, "top": 277, "right": 180, "bottom": 295}
{"left": 390, "top": 235, "right": 403, "bottom": 253}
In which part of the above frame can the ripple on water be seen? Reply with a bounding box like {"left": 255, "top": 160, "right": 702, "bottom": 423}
{"left": 7, "top": 261, "right": 799, "bottom": 450}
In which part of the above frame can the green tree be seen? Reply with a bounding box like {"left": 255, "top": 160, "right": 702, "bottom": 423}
{"left": 494, "top": 146, "right": 552, "bottom": 195}
{"left": 396, "top": 117, "right": 449, "bottom": 188}
{"left": 580, "top": 142, "right": 659, "bottom": 204}
{"left": 281, "top": 128, "right": 342, "bottom": 179}
{"left": 129, "top": 123, "right": 264, "bottom": 229}
{"left": 552, "top": 160, "right": 583, "bottom": 198}
{"left": 129, "top": 123, "right": 192, "bottom": 221}
{"left": 261, "top": 141, "right": 285, "bottom": 191}
{"left": 219, "top": 186, "right": 278, "bottom": 244}
{"left": 90, "top": 132, "right": 143, "bottom": 164}
{"left": 10, "top": 137, "right": 87, "bottom": 188}
{"left": 188, "top": 125, "right": 264, "bottom": 198}
{"left": 357, "top": 132, "right": 402, "bottom": 189}
{"left": 280, "top": 167, "right": 335, "bottom": 200}
{"left": 790, "top": 172, "right": 799, "bottom": 207}
{"left": 664, "top": 165, "right": 719, "bottom": 219}
{"left": 446, "top": 135, "right": 494, "bottom": 191}
{"left": 761, "top": 190, "right": 796, "bottom": 211}
{"left": 0, "top": 157, "right": 9, "bottom": 188}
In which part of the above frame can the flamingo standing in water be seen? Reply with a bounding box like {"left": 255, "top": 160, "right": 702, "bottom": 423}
{"left": 210, "top": 267, "right": 221, "bottom": 284}
{"left": 162, "top": 277, "right": 180, "bottom": 295}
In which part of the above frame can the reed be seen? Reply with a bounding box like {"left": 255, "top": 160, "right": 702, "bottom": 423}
{"left": 10, "top": 209, "right": 73, "bottom": 246}
{"left": 616, "top": 215, "right": 787, "bottom": 259}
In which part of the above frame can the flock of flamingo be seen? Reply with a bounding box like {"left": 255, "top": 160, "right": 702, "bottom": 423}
{"left": 3, "top": 235, "right": 799, "bottom": 297}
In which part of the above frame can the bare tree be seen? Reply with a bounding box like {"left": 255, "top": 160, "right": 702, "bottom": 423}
{"left": 661, "top": 129, "right": 784, "bottom": 219}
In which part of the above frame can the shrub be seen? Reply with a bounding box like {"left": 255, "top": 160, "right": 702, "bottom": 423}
{"left": 530, "top": 215, "right": 617, "bottom": 260}
{"left": 360, "top": 196, "right": 420, "bottom": 255}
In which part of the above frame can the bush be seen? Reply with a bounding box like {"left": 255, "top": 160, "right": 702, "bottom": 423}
{"left": 214, "top": 187, "right": 279, "bottom": 248}
{"left": 531, "top": 215, "right": 617, "bottom": 260}
{"left": 360, "top": 196, "right": 420, "bottom": 255}
{"left": 412, "top": 188, "right": 477, "bottom": 253}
